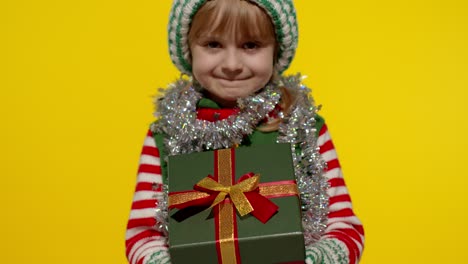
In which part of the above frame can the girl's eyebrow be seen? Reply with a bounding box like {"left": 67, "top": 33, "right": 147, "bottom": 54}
{"left": 197, "top": 32, "right": 223, "bottom": 39}
{"left": 194, "top": 36, "right": 220, "bottom": 44}
{"left": 196, "top": 35, "right": 231, "bottom": 44}
{"left": 197, "top": 34, "right": 265, "bottom": 42}
{"left": 197, "top": 35, "right": 216, "bottom": 41}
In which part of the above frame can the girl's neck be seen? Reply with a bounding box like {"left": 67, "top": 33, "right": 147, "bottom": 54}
{"left": 201, "top": 88, "right": 267, "bottom": 108}
{"left": 201, "top": 91, "right": 237, "bottom": 108}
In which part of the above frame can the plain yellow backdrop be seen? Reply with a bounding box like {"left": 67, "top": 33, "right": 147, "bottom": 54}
{"left": 2, "top": 0, "right": 468, "bottom": 263}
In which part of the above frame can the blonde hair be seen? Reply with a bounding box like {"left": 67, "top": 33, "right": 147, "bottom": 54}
{"left": 258, "top": 80, "right": 294, "bottom": 132}
{"left": 188, "top": 0, "right": 276, "bottom": 48}
{"left": 187, "top": 0, "right": 295, "bottom": 132}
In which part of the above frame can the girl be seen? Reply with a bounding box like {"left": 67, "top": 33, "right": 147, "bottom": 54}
{"left": 126, "top": 0, "right": 364, "bottom": 263}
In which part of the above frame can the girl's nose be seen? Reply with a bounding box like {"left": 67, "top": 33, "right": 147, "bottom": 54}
{"left": 221, "top": 48, "right": 242, "bottom": 76}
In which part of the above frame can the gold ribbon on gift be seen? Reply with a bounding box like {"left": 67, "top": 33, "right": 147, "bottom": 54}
{"left": 168, "top": 191, "right": 210, "bottom": 207}
{"left": 258, "top": 181, "right": 299, "bottom": 198}
{"left": 216, "top": 148, "right": 239, "bottom": 264}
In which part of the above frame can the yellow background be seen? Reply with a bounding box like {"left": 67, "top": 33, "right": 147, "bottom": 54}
{"left": 2, "top": 0, "right": 467, "bottom": 263}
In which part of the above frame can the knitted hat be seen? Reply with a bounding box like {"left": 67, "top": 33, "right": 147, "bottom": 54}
{"left": 168, "top": 0, "right": 298, "bottom": 75}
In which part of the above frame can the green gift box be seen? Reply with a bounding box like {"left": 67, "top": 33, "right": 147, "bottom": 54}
{"left": 167, "top": 143, "right": 305, "bottom": 264}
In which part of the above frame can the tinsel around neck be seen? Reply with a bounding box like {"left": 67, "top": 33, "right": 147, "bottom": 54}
{"left": 151, "top": 78, "right": 282, "bottom": 155}
{"left": 152, "top": 74, "right": 329, "bottom": 245}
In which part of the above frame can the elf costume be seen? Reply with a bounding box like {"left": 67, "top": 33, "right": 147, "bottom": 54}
{"left": 126, "top": 1, "right": 364, "bottom": 263}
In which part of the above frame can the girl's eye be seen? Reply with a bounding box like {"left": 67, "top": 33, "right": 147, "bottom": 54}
{"left": 243, "top": 42, "right": 259, "bottom": 50}
{"left": 206, "top": 41, "right": 221, "bottom": 49}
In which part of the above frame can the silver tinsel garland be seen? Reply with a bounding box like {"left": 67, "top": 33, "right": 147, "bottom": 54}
{"left": 276, "top": 75, "right": 329, "bottom": 244}
{"left": 152, "top": 78, "right": 281, "bottom": 155}
{"left": 151, "top": 75, "right": 328, "bottom": 245}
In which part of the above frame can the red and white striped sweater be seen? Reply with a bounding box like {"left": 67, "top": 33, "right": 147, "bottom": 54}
{"left": 126, "top": 124, "right": 364, "bottom": 264}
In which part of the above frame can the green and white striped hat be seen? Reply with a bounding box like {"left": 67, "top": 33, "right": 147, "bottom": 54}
{"left": 168, "top": 0, "right": 298, "bottom": 75}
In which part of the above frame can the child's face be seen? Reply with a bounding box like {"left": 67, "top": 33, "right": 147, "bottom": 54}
{"left": 190, "top": 34, "right": 275, "bottom": 107}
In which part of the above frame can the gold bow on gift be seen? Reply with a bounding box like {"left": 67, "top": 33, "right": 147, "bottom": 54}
{"left": 196, "top": 174, "right": 260, "bottom": 216}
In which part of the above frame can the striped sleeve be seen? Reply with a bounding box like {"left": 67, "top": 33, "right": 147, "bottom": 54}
{"left": 126, "top": 130, "right": 171, "bottom": 264}
{"left": 126, "top": 125, "right": 363, "bottom": 264}
{"left": 305, "top": 124, "right": 365, "bottom": 264}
